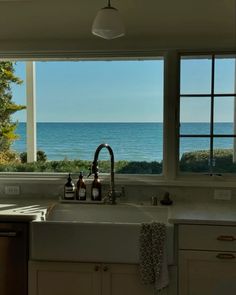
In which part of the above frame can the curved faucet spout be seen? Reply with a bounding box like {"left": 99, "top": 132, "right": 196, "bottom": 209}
{"left": 91, "top": 143, "right": 116, "bottom": 204}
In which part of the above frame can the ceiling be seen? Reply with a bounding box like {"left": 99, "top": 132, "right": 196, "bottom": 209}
{"left": 0, "top": 0, "right": 235, "bottom": 53}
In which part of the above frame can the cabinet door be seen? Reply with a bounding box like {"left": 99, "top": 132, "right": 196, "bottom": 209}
{"left": 179, "top": 250, "right": 236, "bottom": 295}
{"left": 101, "top": 264, "right": 154, "bottom": 295}
{"left": 0, "top": 223, "right": 28, "bottom": 295}
{"left": 29, "top": 261, "right": 101, "bottom": 295}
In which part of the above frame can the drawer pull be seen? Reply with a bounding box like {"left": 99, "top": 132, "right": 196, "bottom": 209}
{"left": 94, "top": 265, "right": 100, "bottom": 272}
{"left": 217, "top": 235, "right": 235, "bottom": 242}
{"left": 216, "top": 253, "right": 235, "bottom": 259}
{"left": 0, "top": 231, "right": 17, "bottom": 237}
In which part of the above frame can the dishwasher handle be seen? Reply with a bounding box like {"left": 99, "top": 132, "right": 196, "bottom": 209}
{"left": 0, "top": 231, "right": 17, "bottom": 237}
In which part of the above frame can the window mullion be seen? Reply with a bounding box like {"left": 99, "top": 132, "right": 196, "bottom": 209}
{"left": 163, "top": 51, "right": 179, "bottom": 180}
{"left": 233, "top": 59, "right": 236, "bottom": 162}
{"left": 209, "top": 55, "right": 215, "bottom": 174}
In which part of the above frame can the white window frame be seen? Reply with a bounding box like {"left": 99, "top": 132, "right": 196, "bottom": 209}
{"left": 0, "top": 50, "right": 236, "bottom": 188}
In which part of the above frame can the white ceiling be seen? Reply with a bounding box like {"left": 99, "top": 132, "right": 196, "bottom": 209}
{"left": 0, "top": 0, "right": 235, "bottom": 53}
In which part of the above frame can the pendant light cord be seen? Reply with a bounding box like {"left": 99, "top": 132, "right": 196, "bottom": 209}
{"left": 107, "top": 0, "right": 111, "bottom": 7}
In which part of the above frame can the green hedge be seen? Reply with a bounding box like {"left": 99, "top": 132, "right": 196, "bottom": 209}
{"left": 0, "top": 148, "right": 235, "bottom": 173}
{"left": 180, "top": 149, "right": 236, "bottom": 173}
{"left": 0, "top": 159, "right": 162, "bottom": 174}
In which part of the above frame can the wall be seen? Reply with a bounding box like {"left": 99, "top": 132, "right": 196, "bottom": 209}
{"left": 0, "top": 177, "right": 236, "bottom": 205}
{"left": 0, "top": 0, "right": 234, "bottom": 55}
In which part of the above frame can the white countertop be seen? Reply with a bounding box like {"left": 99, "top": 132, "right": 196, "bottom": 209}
{"left": 168, "top": 201, "right": 236, "bottom": 226}
{"left": 0, "top": 198, "right": 236, "bottom": 225}
{"left": 0, "top": 199, "right": 55, "bottom": 222}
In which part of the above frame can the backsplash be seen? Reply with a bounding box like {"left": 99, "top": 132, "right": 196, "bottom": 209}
{"left": 0, "top": 179, "right": 235, "bottom": 204}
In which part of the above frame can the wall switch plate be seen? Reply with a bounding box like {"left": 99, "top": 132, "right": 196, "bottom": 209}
{"left": 4, "top": 185, "right": 20, "bottom": 195}
{"left": 214, "top": 189, "right": 231, "bottom": 200}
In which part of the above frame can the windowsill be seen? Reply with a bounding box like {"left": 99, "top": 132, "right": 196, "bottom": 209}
{"left": 1, "top": 172, "right": 236, "bottom": 188}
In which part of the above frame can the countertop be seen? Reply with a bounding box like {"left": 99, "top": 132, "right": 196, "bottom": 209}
{"left": 168, "top": 201, "right": 236, "bottom": 226}
{"left": 0, "top": 199, "right": 54, "bottom": 222}
{"left": 0, "top": 198, "right": 236, "bottom": 225}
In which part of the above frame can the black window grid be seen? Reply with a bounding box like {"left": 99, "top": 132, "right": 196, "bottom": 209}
{"left": 179, "top": 54, "right": 236, "bottom": 174}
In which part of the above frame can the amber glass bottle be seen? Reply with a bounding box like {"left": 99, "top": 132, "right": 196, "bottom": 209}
{"left": 64, "top": 173, "right": 75, "bottom": 200}
{"left": 91, "top": 173, "right": 102, "bottom": 201}
{"left": 76, "top": 172, "right": 86, "bottom": 201}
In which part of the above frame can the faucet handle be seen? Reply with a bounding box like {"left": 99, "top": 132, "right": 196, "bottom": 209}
{"left": 107, "top": 189, "right": 117, "bottom": 205}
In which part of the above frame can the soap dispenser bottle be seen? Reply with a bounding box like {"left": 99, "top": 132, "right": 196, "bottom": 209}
{"left": 64, "top": 173, "right": 75, "bottom": 200}
{"left": 91, "top": 172, "right": 102, "bottom": 201}
{"left": 76, "top": 172, "right": 86, "bottom": 201}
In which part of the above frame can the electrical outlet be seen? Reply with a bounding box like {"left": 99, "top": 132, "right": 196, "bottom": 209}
{"left": 4, "top": 185, "right": 20, "bottom": 195}
{"left": 214, "top": 189, "right": 231, "bottom": 200}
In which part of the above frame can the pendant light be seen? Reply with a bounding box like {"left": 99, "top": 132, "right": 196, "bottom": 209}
{"left": 92, "top": 0, "right": 125, "bottom": 40}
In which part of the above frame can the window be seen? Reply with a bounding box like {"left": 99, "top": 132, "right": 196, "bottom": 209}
{"left": 179, "top": 54, "right": 236, "bottom": 174}
{"left": 3, "top": 52, "right": 236, "bottom": 181}
{"left": 5, "top": 59, "right": 164, "bottom": 174}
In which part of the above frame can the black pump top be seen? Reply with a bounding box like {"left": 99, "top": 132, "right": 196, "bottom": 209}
{"left": 65, "top": 173, "right": 74, "bottom": 186}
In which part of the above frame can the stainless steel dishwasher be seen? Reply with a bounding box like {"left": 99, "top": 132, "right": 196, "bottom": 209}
{"left": 0, "top": 222, "right": 28, "bottom": 295}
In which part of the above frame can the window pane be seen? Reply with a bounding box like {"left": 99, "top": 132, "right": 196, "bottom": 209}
{"left": 180, "top": 97, "right": 211, "bottom": 135}
{"left": 179, "top": 138, "right": 210, "bottom": 172}
{"left": 215, "top": 56, "right": 236, "bottom": 94}
{"left": 9, "top": 60, "right": 164, "bottom": 174}
{"left": 214, "top": 96, "right": 235, "bottom": 135}
{"left": 180, "top": 56, "right": 212, "bottom": 94}
{"left": 213, "top": 138, "right": 236, "bottom": 173}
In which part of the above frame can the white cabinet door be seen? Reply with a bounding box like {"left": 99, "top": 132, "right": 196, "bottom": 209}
{"left": 29, "top": 261, "right": 174, "bottom": 295}
{"left": 101, "top": 264, "right": 153, "bottom": 295}
{"left": 179, "top": 250, "right": 236, "bottom": 295}
{"left": 29, "top": 261, "right": 101, "bottom": 295}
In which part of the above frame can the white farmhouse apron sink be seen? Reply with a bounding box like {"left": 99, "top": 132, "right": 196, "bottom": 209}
{"left": 30, "top": 204, "right": 174, "bottom": 264}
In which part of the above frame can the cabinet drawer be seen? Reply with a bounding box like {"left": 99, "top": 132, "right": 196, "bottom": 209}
{"left": 179, "top": 225, "right": 236, "bottom": 251}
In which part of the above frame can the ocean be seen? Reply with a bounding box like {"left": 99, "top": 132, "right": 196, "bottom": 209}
{"left": 12, "top": 122, "right": 235, "bottom": 162}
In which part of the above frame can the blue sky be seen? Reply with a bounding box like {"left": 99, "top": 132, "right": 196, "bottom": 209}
{"left": 12, "top": 57, "right": 235, "bottom": 123}
{"left": 12, "top": 60, "right": 163, "bottom": 122}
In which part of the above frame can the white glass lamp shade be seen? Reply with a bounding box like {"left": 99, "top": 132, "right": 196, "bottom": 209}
{"left": 92, "top": 7, "right": 125, "bottom": 40}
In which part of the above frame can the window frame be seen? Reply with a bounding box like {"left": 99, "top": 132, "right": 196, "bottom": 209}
{"left": 177, "top": 51, "right": 236, "bottom": 179}
{"left": 1, "top": 54, "right": 167, "bottom": 181}
{"left": 0, "top": 50, "right": 236, "bottom": 188}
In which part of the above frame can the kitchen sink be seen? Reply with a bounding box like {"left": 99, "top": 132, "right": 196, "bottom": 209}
{"left": 45, "top": 203, "right": 169, "bottom": 223}
{"left": 30, "top": 203, "right": 174, "bottom": 264}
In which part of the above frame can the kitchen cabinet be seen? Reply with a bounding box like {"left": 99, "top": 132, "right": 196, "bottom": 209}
{"left": 28, "top": 261, "right": 154, "bottom": 295}
{"left": 29, "top": 261, "right": 101, "bottom": 295}
{"left": 0, "top": 222, "right": 28, "bottom": 295}
{"left": 178, "top": 224, "right": 236, "bottom": 295}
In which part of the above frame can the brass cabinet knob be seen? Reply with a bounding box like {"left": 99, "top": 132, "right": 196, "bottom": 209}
{"left": 94, "top": 265, "right": 100, "bottom": 272}
{"left": 103, "top": 265, "right": 108, "bottom": 272}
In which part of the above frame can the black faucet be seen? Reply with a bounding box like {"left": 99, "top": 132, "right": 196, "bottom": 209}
{"left": 89, "top": 143, "right": 116, "bottom": 204}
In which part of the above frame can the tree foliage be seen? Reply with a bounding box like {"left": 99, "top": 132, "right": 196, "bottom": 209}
{"left": 0, "top": 61, "right": 25, "bottom": 152}
{"left": 20, "top": 150, "right": 48, "bottom": 163}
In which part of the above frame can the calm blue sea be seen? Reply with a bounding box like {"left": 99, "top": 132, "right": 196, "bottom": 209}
{"left": 12, "top": 123, "right": 234, "bottom": 162}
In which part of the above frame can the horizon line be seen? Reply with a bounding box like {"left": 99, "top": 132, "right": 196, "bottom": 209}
{"left": 17, "top": 121, "right": 235, "bottom": 124}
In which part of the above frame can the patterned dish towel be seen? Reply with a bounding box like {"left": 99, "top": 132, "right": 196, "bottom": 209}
{"left": 139, "top": 222, "right": 169, "bottom": 292}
